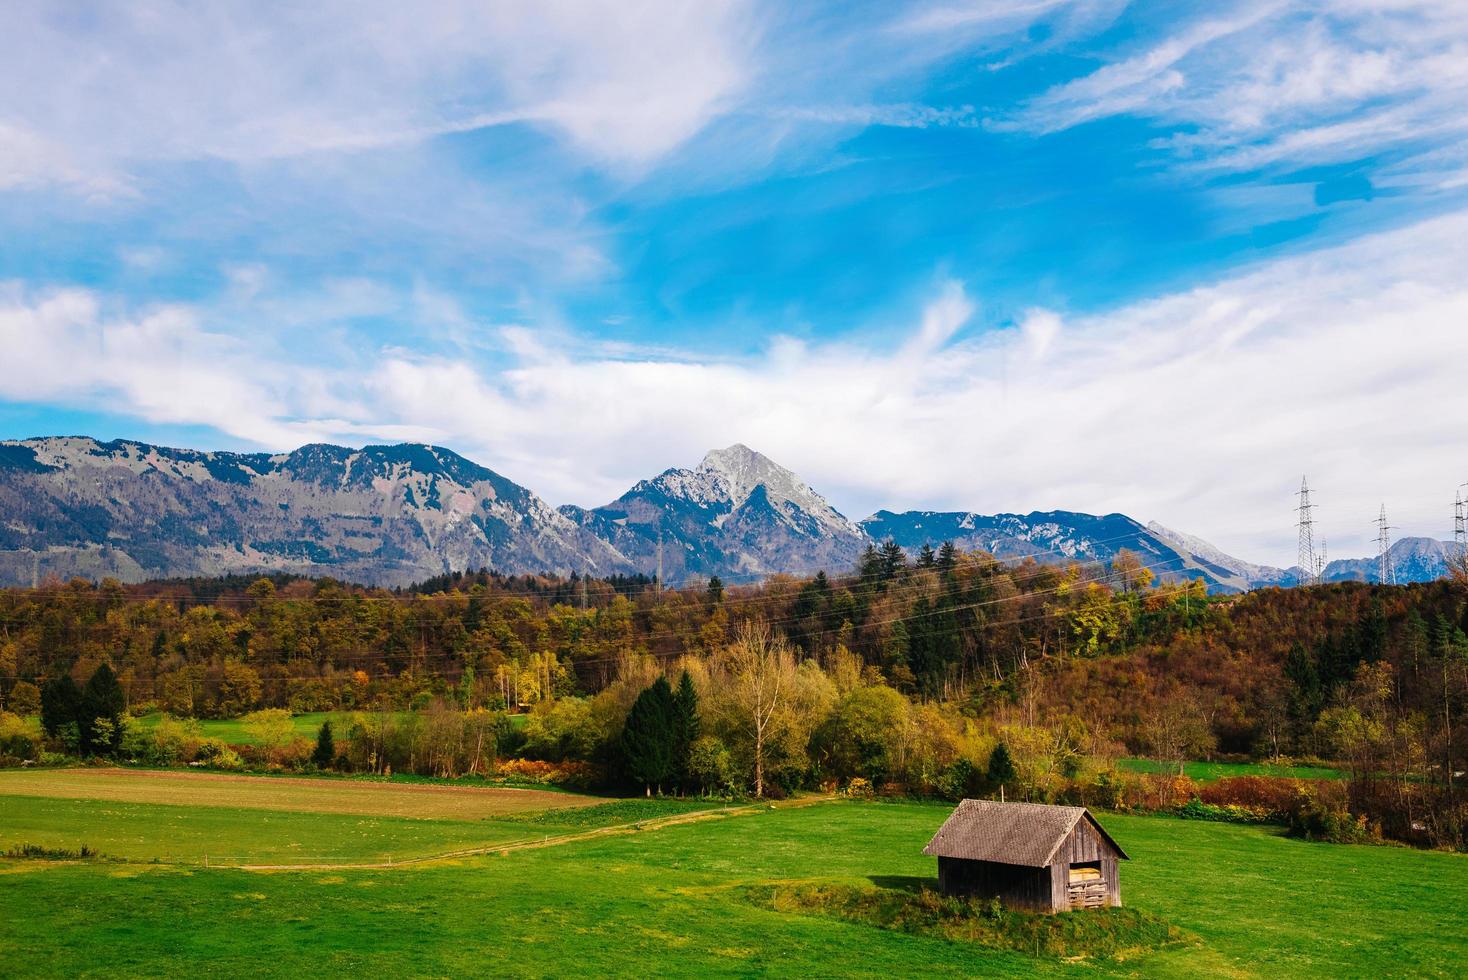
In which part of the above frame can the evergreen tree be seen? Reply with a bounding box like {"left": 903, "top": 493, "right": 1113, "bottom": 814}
{"left": 1284, "top": 640, "right": 1322, "bottom": 723}
{"left": 312, "top": 720, "right": 336, "bottom": 768}
{"left": 39, "top": 674, "right": 82, "bottom": 739}
{"left": 917, "top": 543, "right": 937, "bottom": 568}
{"left": 857, "top": 544, "right": 884, "bottom": 584}
{"left": 620, "top": 676, "right": 677, "bottom": 795}
{"left": 459, "top": 658, "right": 476, "bottom": 709}
{"left": 986, "top": 742, "right": 1017, "bottom": 799}
{"left": 672, "top": 671, "right": 701, "bottom": 792}
{"left": 937, "top": 541, "right": 958, "bottom": 573}
{"left": 706, "top": 576, "right": 725, "bottom": 604}
{"left": 879, "top": 540, "right": 907, "bottom": 580}
{"left": 79, "top": 663, "right": 126, "bottom": 757}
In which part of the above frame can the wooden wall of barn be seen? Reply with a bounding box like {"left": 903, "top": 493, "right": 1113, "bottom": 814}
{"left": 1047, "top": 818, "right": 1122, "bottom": 910}
{"left": 937, "top": 857, "right": 1053, "bottom": 912}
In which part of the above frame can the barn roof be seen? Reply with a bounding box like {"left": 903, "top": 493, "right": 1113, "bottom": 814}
{"left": 922, "top": 799, "right": 1129, "bottom": 866}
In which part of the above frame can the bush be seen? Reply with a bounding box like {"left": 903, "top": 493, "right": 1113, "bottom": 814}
{"left": 936, "top": 758, "right": 984, "bottom": 801}
{"left": 0, "top": 715, "right": 40, "bottom": 763}
{"left": 494, "top": 758, "right": 598, "bottom": 788}
{"left": 1286, "top": 788, "right": 1380, "bottom": 844}
{"left": 745, "top": 882, "right": 1194, "bottom": 960}
{"left": 1198, "top": 776, "right": 1307, "bottom": 820}
{"left": 193, "top": 738, "right": 244, "bottom": 771}
{"left": 1175, "top": 798, "right": 1271, "bottom": 824}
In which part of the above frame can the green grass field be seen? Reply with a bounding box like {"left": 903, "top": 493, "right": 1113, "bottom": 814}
{"left": 125, "top": 710, "right": 531, "bottom": 745}
{"left": 1118, "top": 757, "right": 1344, "bottom": 781}
{"left": 128, "top": 711, "right": 366, "bottom": 746}
{"left": 0, "top": 772, "right": 1462, "bottom": 977}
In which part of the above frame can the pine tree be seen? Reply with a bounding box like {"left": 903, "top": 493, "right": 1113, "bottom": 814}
{"left": 879, "top": 540, "right": 907, "bottom": 580}
{"left": 459, "top": 658, "right": 476, "bottom": 709}
{"left": 39, "top": 674, "right": 82, "bottom": 739}
{"left": 706, "top": 576, "right": 725, "bottom": 604}
{"left": 858, "top": 544, "right": 883, "bottom": 584}
{"left": 620, "top": 677, "right": 677, "bottom": 795}
{"left": 672, "top": 671, "right": 701, "bottom": 792}
{"left": 937, "top": 541, "right": 958, "bottom": 573}
{"left": 917, "top": 543, "right": 937, "bottom": 568}
{"left": 987, "top": 742, "right": 1017, "bottom": 800}
{"left": 79, "top": 663, "right": 126, "bottom": 757}
{"left": 312, "top": 720, "right": 336, "bottom": 768}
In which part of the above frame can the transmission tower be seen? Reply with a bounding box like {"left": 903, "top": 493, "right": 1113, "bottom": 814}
{"left": 1317, "top": 539, "right": 1328, "bottom": 584}
{"left": 1374, "top": 504, "right": 1396, "bottom": 585}
{"left": 1456, "top": 487, "right": 1467, "bottom": 561}
{"left": 1296, "top": 477, "right": 1318, "bottom": 586}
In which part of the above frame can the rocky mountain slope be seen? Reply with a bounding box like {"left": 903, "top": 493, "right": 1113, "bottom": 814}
{"left": 0, "top": 437, "right": 628, "bottom": 587}
{"left": 860, "top": 509, "right": 1244, "bottom": 591}
{"left": 0, "top": 435, "right": 1456, "bottom": 591}
{"left": 1322, "top": 536, "right": 1458, "bottom": 585}
{"left": 558, "top": 444, "right": 866, "bottom": 582}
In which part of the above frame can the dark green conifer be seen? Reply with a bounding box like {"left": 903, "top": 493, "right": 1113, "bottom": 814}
{"left": 312, "top": 720, "right": 336, "bottom": 768}
{"left": 39, "top": 674, "right": 82, "bottom": 739}
{"left": 620, "top": 676, "right": 677, "bottom": 795}
{"left": 937, "top": 541, "right": 958, "bottom": 573}
{"left": 879, "top": 539, "right": 907, "bottom": 580}
{"left": 672, "top": 671, "right": 701, "bottom": 792}
{"left": 986, "top": 742, "right": 1017, "bottom": 799}
{"left": 79, "top": 663, "right": 126, "bottom": 757}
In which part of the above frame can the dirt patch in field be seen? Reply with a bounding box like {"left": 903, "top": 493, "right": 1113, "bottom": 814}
{"left": 0, "top": 769, "right": 597, "bottom": 821}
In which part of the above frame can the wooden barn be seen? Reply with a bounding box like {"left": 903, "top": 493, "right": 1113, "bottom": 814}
{"left": 922, "top": 800, "right": 1128, "bottom": 913}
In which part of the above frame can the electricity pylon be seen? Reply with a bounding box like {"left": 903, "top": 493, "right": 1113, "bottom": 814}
{"left": 1374, "top": 504, "right": 1396, "bottom": 585}
{"left": 1297, "top": 477, "right": 1318, "bottom": 586}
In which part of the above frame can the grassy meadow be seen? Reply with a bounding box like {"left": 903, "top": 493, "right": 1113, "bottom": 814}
{"left": 0, "top": 772, "right": 1463, "bottom": 977}
{"left": 1117, "top": 757, "right": 1345, "bottom": 781}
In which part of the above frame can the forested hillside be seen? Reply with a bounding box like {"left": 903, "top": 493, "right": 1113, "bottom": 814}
{"left": 2, "top": 542, "right": 1464, "bottom": 847}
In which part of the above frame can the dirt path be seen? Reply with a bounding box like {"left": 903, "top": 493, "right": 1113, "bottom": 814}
{"left": 230, "top": 796, "right": 836, "bottom": 872}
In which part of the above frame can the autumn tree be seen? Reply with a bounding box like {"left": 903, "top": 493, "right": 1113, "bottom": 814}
{"left": 7, "top": 680, "right": 40, "bottom": 718}
{"left": 716, "top": 621, "right": 798, "bottom": 798}
{"left": 243, "top": 708, "right": 296, "bottom": 760}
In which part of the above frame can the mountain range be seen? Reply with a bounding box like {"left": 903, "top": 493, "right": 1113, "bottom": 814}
{"left": 0, "top": 436, "right": 1456, "bottom": 590}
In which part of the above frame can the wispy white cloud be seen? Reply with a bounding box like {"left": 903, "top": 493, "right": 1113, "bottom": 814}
{"left": 1010, "top": 1, "right": 1468, "bottom": 179}
{"left": 0, "top": 0, "right": 760, "bottom": 194}
{"left": 6, "top": 208, "right": 1468, "bottom": 565}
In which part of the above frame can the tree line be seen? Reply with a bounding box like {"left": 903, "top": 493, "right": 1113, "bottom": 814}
{"left": 0, "top": 545, "right": 1464, "bottom": 846}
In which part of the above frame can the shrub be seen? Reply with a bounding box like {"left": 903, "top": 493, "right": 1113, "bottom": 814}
{"left": 1198, "top": 776, "right": 1305, "bottom": 820}
{"left": 1286, "top": 788, "right": 1380, "bottom": 844}
{"left": 3, "top": 843, "right": 106, "bottom": 861}
{"left": 494, "top": 758, "right": 598, "bottom": 788}
{"left": 1175, "top": 798, "right": 1270, "bottom": 824}
{"left": 744, "top": 882, "right": 1194, "bottom": 960}
{"left": 0, "top": 711, "right": 40, "bottom": 763}
{"left": 193, "top": 738, "right": 244, "bottom": 771}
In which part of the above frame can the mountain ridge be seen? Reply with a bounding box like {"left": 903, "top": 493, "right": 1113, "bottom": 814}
{"left": 0, "top": 435, "right": 1456, "bottom": 590}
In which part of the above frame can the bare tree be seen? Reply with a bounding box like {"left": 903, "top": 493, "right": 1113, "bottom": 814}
{"left": 719, "top": 621, "right": 796, "bottom": 798}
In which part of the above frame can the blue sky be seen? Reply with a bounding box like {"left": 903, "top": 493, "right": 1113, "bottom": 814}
{"left": 3, "top": 0, "right": 1468, "bottom": 565}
